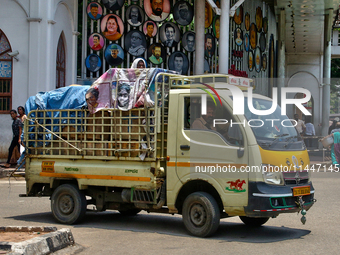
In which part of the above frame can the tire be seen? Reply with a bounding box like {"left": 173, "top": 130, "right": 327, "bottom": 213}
{"left": 118, "top": 209, "right": 141, "bottom": 216}
{"left": 51, "top": 184, "right": 87, "bottom": 224}
{"left": 182, "top": 192, "right": 220, "bottom": 237}
{"left": 239, "top": 216, "right": 269, "bottom": 227}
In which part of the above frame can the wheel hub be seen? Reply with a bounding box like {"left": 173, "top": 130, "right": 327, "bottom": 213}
{"left": 59, "top": 194, "right": 75, "bottom": 215}
{"left": 190, "top": 204, "right": 206, "bottom": 226}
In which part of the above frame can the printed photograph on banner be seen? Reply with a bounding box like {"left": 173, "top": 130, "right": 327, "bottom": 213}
{"left": 87, "top": 2, "right": 103, "bottom": 20}
{"left": 86, "top": 83, "right": 111, "bottom": 114}
{"left": 126, "top": 5, "right": 144, "bottom": 27}
{"left": 144, "top": 0, "right": 171, "bottom": 22}
{"left": 85, "top": 54, "right": 101, "bottom": 72}
{"left": 101, "top": 14, "right": 124, "bottom": 41}
{"left": 143, "top": 20, "right": 158, "bottom": 38}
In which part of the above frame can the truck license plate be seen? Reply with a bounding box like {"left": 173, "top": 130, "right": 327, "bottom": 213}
{"left": 292, "top": 186, "right": 310, "bottom": 196}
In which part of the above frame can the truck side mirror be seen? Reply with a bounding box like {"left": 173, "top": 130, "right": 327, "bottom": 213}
{"left": 237, "top": 147, "right": 244, "bottom": 158}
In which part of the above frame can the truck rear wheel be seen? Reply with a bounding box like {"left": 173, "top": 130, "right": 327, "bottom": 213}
{"left": 182, "top": 192, "right": 220, "bottom": 237}
{"left": 51, "top": 184, "right": 87, "bottom": 224}
{"left": 239, "top": 216, "right": 269, "bottom": 227}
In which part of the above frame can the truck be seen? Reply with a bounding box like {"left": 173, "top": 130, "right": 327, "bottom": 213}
{"left": 21, "top": 72, "right": 315, "bottom": 237}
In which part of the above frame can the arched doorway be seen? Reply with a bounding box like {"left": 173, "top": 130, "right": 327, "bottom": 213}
{"left": 0, "top": 30, "right": 13, "bottom": 113}
{"left": 56, "top": 33, "right": 66, "bottom": 88}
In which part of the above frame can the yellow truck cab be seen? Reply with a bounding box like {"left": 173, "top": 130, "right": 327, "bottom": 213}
{"left": 22, "top": 72, "right": 315, "bottom": 237}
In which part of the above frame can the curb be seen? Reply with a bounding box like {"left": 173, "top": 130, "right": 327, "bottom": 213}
{"left": 0, "top": 227, "right": 75, "bottom": 255}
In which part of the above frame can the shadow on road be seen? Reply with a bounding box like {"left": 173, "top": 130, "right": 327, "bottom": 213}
{"left": 7, "top": 211, "right": 310, "bottom": 243}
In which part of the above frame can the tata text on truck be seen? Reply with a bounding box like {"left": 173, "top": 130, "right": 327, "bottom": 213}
{"left": 22, "top": 71, "right": 315, "bottom": 237}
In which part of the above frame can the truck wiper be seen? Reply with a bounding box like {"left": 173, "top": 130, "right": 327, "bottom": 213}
{"left": 269, "top": 133, "right": 289, "bottom": 148}
{"left": 283, "top": 135, "right": 299, "bottom": 148}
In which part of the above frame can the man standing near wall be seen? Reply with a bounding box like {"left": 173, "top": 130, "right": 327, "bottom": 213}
{"left": 1, "top": 110, "right": 22, "bottom": 168}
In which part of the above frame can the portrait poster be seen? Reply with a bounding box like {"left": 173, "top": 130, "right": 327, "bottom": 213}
{"left": 234, "top": 28, "right": 243, "bottom": 46}
{"left": 259, "top": 32, "right": 266, "bottom": 52}
{"left": 205, "top": 33, "right": 215, "bottom": 58}
{"left": 262, "top": 53, "right": 267, "bottom": 71}
{"left": 249, "top": 23, "right": 257, "bottom": 50}
{"left": 88, "top": 33, "right": 104, "bottom": 51}
{"left": 205, "top": 2, "right": 213, "bottom": 28}
{"left": 101, "top": 14, "right": 124, "bottom": 41}
{"left": 143, "top": 20, "right": 158, "bottom": 38}
{"left": 101, "top": 0, "right": 124, "bottom": 12}
{"left": 86, "top": 54, "right": 102, "bottom": 72}
{"left": 173, "top": 1, "right": 194, "bottom": 26}
{"left": 212, "top": 16, "right": 220, "bottom": 39}
{"left": 126, "top": 5, "right": 145, "bottom": 27}
{"left": 263, "top": 17, "right": 268, "bottom": 34}
{"left": 248, "top": 50, "right": 254, "bottom": 71}
{"left": 144, "top": 0, "right": 171, "bottom": 22}
{"left": 168, "top": 51, "right": 189, "bottom": 75}
{"left": 124, "top": 30, "right": 147, "bottom": 56}
{"left": 244, "top": 33, "right": 250, "bottom": 52}
{"left": 254, "top": 47, "right": 262, "bottom": 73}
{"left": 182, "top": 31, "right": 195, "bottom": 52}
{"left": 233, "top": 5, "right": 243, "bottom": 25}
{"left": 104, "top": 44, "right": 124, "bottom": 66}
{"left": 147, "top": 43, "right": 166, "bottom": 65}
{"left": 87, "top": 2, "right": 103, "bottom": 21}
{"left": 159, "top": 22, "right": 181, "bottom": 48}
{"left": 245, "top": 12, "right": 250, "bottom": 31}
{"left": 255, "top": 7, "right": 263, "bottom": 32}
{"left": 86, "top": 83, "right": 111, "bottom": 114}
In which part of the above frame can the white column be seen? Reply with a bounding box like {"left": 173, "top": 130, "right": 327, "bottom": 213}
{"left": 277, "top": 8, "right": 285, "bottom": 106}
{"left": 322, "top": 9, "right": 333, "bottom": 136}
{"left": 218, "top": 0, "right": 230, "bottom": 74}
{"left": 194, "top": 0, "right": 205, "bottom": 74}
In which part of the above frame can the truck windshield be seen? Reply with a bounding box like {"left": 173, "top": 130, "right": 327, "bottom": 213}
{"left": 244, "top": 98, "right": 304, "bottom": 151}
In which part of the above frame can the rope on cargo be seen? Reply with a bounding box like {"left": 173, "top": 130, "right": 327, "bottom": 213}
{"left": 30, "top": 118, "right": 82, "bottom": 152}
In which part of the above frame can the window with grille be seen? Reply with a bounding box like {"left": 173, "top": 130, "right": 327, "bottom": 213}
{"left": 56, "top": 34, "right": 66, "bottom": 88}
{"left": 0, "top": 30, "right": 12, "bottom": 113}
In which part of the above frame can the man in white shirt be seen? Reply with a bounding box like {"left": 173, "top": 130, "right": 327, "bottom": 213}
{"left": 304, "top": 116, "right": 315, "bottom": 147}
{"left": 294, "top": 114, "right": 306, "bottom": 135}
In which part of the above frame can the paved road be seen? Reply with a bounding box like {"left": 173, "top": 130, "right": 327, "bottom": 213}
{"left": 1, "top": 172, "right": 339, "bottom": 255}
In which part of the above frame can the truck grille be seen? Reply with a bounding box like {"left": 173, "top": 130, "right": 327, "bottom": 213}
{"left": 283, "top": 171, "right": 309, "bottom": 185}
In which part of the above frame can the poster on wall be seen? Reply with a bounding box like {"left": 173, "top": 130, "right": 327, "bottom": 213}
{"left": 147, "top": 43, "right": 166, "bottom": 65}
{"left": 126, "top": 5, "right": 145, "bottom": 27}
{"left": 205, "top": 33, "right": 215, "bottom": 58}
{"left": 159, "top": 22, "right": 181, "bottom": 48}
{"left": 87, "top": 2, "right": 103, "bottom": 20}
{"left": 248, "top": 50, "right": 254, "bottom": 71}
{"left": 104, "top": 44, "right": 124, "bottom": 66}
{"left": 125, "top": 30, "right": 147, "bottom": 56}
{"left": 86, "top": 54, "right": 102, "bottom": 72}
{"left": 233, "top": 5, "right": 243, "bottom": 25}
{"left": 89, "top": 33, "right": 104, "bottom": 51}
{"left": 259, "top": 32, "right": 266, "bottom": 52}
{"left": 213, "top": 16, "right": 220, "bottom": 39}
{"left": 249, "top": 23, "right": 257, "bottom": 50}
{"left": 101, "top": 0, "right": 124, "bottom": 12}
{"left": 245, "top": 12, "right": 250, "bottom": 31}
{"left": 205, "top": 1, "right": 213, "bottom": 28}
{"left": 101, "top": 14, "right": 124, "bottom": 41}
{"left": 254, "top": 47, "right": 262, "bottom": 73}
{"left": 244, "top": 33, "right": 250, "bottom": 52}
{"left": 234, "top": 28, "right": 243, "bottom": 46}
{"left": 173, "top": 1, "right": 194, "bottom": 26}
{"left": 143, "top": 20, "right": 158, "bottom": 38}
{"left": 144, "top": 0, "right": 171, "bottom": 22}
{"left": 182, "top": 31, "right": 195, "bottom": 52}
{"left": 256, "top": 7, "right": 263, "bottom": 32}
{"left": 168, "top": 51, "right": 189, "bottom": 75}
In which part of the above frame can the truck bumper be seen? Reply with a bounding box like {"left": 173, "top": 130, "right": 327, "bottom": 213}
{"left": 244, "top": 181, "right": 315, "bottom": 217}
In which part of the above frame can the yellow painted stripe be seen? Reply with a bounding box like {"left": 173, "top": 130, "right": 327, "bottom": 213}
{"left": 167, "top": 162, "right": 247, "bottom": 168}
{"left": 39, "top": 172, "right": 151, "bottom": 182}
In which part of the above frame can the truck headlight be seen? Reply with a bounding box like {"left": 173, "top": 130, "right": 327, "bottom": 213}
{"left": 261, "top": 164, "right": 284, "bottom": 185}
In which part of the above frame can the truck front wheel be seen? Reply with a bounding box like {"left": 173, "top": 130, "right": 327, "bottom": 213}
{"left": 51, "top": 184, "right": 87, "bottom": 224}
{"left": 239, "top": 216, "right": 269, "bottom": 227}
{"left": 182, "top": 192, "right": 220, "bottom": 237}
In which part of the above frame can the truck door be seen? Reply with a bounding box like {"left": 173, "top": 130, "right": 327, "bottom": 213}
{"left": 175, "top": 93, "right": 249, "bottom": 210}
